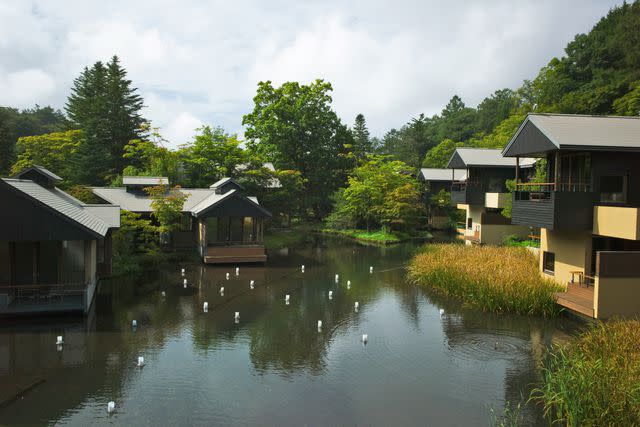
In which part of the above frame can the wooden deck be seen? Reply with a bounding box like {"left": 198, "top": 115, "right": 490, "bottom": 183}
{"left": 555, "top": 283, "right": 594, "bottom": 318}
{"left": 204, "top": 245, "right": 267, "bottom": 264}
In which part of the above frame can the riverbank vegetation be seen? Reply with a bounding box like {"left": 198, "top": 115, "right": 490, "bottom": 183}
{"left": 535, "top": 320, "right": 640, "bottom": 425}
{"left": 408, "top": 244, "right": 562, "bottom": 316}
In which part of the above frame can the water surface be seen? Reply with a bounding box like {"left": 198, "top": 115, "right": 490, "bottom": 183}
{"left": 0, "top": 236, "right": 580, "bottom": 426}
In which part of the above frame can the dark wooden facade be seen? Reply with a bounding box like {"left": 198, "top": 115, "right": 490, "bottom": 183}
{"left": 450, "top": 167, "right": 515, "bottom": 206}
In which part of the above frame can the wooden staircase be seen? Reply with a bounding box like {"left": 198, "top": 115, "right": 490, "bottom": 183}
{"left": 555, "top": 283, "right": 594, "bottom": 318}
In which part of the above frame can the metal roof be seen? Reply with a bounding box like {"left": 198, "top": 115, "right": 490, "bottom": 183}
{"left": 122, "top": 176, "right": 169, "bottom": 186}
{"left": 2, "top": 178, "right": 117, "bottom": 237}
{"left": 209, "top": 177, "right": 234, "bottom": 189}
{"left": 92, "top": 186, "right": 265, "bottom": 215}
{"left": 419, "top": 168, "right": 467, "bottom": 182}
{"left": 503, "top": 114, "right": 640, "bottom": 156}
{"left": 447, "top": 148, "right": 536, "bottom": 168}
{"left": 13, "top": 165, "right": 63, "bottom": 182}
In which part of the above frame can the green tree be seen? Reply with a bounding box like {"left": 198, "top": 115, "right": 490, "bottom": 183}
{"left": 0, "top": 105, "right": 66, "bottom": 174}
{"left": 350, "top": 113, "right": 372, "bottom": 164}
{"left": 243, "top": 80, "right": 351, "bottom": 218}
{"left": 180, "top": 125, "right": 246, "bottom": 187}
{"left": 328, "top": 156, "right": 422, "bottom": 232}
{"left": 66, "top": 56, "right": 145, "bottom": 180}
{"left": 422, "top": 139, "right": 460, "bottom": 168}
{"left": 145, "top": 185, "right": 189, "bottom": 232}
{"left": 11, "top": 130, "right": 83, "bottom": 180}
{"left": 121, "top": 123, "right": 182, "bottom": 183}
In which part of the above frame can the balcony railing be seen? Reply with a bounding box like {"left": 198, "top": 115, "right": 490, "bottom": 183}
{"left": 515, "top": 182, "right": 592, "bottom": 202}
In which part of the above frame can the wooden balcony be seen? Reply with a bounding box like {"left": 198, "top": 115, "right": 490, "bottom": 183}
{"left": 555, "top": 282, "right": 594, "bottom": 318}
{"left": 512, "top": 182, "right": 595, "bottom": 230}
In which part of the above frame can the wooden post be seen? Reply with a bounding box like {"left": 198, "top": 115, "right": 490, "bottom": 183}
{"left": 515, "top": 155, "right": 520, "bottom": 187}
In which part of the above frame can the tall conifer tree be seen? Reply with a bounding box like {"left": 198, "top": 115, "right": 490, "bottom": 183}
{"left": 65, "top": 56, "right": 144, "bottom": 182}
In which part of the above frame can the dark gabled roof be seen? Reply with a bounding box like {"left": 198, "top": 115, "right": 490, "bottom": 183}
{"left": 209, "top": 177, "right": 244, "bottom": 190}
{"left": 191, "top": 189, "right": 271, "bottom": 218}
{"left": 1, "top": 178, "right": 119, "bottom": 238}
{"left": 447, "top": 148, "right": 536, "bottom": 169}
{"left": 12, "top": 165, "right": 63, "bottom": 182}
{"left": 503, "top": 113, "right": 640, "bottom": 157}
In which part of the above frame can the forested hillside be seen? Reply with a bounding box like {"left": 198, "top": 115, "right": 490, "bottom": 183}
{"left": 378, "top": 1, "right": 640, "bottom": 168}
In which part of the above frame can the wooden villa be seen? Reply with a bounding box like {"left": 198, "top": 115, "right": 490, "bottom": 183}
{"left": 503, "top": 113, "right": 640, "bottom": 319}
{"left": 0, "top": 166, "right": 120, "bottom": 315}
{"left": 418, "top": 168, "right": 466, "bottom": 229}
{"left": 93, "top": 176, "right": 272, "bottom": 264}
{"left": 446, "top": 148, "right": 536, "bottom": 245}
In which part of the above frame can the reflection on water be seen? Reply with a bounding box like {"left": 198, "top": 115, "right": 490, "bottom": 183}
{"left": 0, "top": 235, "right": 580, "bottom": 426}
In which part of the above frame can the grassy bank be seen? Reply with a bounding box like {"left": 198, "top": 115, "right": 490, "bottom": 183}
{"left": 535, "top": 320, "right": 640, "bottom": 425}
{"left": 408, "top": 244, "right": 563, "bottom": 317}
{"left": 321, "top": 228, "right": 406, "bottom": 244}
{"left": 320, "top": 228, "right": 433, "bottom": 245}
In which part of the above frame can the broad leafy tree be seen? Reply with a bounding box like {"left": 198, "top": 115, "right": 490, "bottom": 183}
{"left": 180, "top": 125, "right": 246, "bottom": 188}
{"left": 0, "top": 106, "right": 66, "bottom": 174}
{"left": 243, "top": 80, "right": 351, "bottom": 218}
{"left": 11, "top": 130, "right": 83, "bottom": 180}
{"left": 327, "top": 156, "right": 422, "bottom": 232}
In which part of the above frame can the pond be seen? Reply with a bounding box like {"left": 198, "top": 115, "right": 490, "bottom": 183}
{"left": 0, "top": 236, "right": 580, "bottom": 426}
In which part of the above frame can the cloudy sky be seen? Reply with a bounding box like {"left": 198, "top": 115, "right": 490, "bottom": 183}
{"left": 0, "top": 0, "right": 623, "bottom": 147}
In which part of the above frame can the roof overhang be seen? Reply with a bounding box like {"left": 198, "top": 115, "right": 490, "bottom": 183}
{"left": 193, "top": 191, "right": 271, "bottom": 219}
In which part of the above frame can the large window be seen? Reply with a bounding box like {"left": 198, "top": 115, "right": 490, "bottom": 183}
{"left": 600, "top": 175, "right": 627, "bottom": 203}
{"left": 467, "top": 217, "right": 473, "bottom": 230}
{"left": 543, "top": 251, "right": 555, "bottom": 275}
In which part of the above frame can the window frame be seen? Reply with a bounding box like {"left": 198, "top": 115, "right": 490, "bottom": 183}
{"left": 542, "top": 251, "right": 555, "bottom": 275}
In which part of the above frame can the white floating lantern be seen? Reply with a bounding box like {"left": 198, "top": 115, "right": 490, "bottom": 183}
{"left": 107, "top": 401, "right": 116, "bottom": 414}
{"left": 362, "top": 334, "right": 368, "bottom": 344}
{"left": 226, "top": 273, "right": 230, "bottom": 280}
{"left": 203, "top": 302, "right": 209, "bottom": 311}
{"left": 137, "top": 356, "right": 145, "bottom": 367}
{"left": 328, "top": 291, "right": 333, "bottom": 300}
{"left": 335, "top": 274, "right": 339, "bottom": 283}
{"left": 161, "top": 291, "right": 166, "bottom": 297}
{"left": 301, "top": 265, "right": 305, "bottom": 273}
{"left": 234, "top": 312, "right": 240, "bottom": 320}
{"left": 56, "top": 335, "right": 63, "bottom": 345}
{"left": 317, "top": 320, "right": 322, "bottom": 330}
{"left": 183, "top": 278, "right": 188, "bottom": 288}
{"left": 220, "top": 286, "right": 224, "bottom": 295}
{"left": 285, "top": 294, "right": 290, "bottom": 302}
{"left": 354, "top": 301, "right": 359, "bottom": 312}
{"left": 369, "top": 266, "right": 373, "bottom": 274}
{"left": 132, "top": 320, "right": 137, "bottom": 328}
{"left": 235, "top": 267, "right": 240, "bottom": 276}
{"left": 181, "top": 268, "right": 185, "bottom": 276}
{"left": 439, "top": 308, "right": 445, "bottom": 316}
{"left": 347, "top": 280, "right": 351, "bottom": 286}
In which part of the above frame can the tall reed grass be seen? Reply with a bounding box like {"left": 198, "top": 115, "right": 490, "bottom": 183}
{"left": 534, "top": 320, "right": 640, "bottom": 426}
{"left": 407, "top": 244, "right": 563, "bottom": 317}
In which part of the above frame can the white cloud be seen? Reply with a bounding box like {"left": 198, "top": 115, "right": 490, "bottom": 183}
{"left": 0, "top": 0, "right": 624, "bottom": 144}
{"left": 0, "top": 68, "right": 56, "bottom": 106}
{"left": 163, "top": 112, "right": 203, "bottom": 148}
